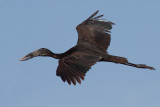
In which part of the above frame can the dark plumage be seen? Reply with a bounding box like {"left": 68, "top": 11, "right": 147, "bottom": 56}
{"left": 20, "top": 10, "right": 155, "bottom": 85}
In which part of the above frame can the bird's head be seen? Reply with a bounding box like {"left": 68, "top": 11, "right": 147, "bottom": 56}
{"left": 20, "top": 48, "right": 54, "bottom": 61}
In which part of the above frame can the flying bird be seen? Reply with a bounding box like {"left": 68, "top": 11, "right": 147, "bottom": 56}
{"left": 20, "top": 10, "right": 155, "bottom": 85}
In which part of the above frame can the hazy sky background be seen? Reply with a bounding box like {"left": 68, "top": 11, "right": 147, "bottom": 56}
{"left": 0, "top": 0, "right": 160, "bottom": 107}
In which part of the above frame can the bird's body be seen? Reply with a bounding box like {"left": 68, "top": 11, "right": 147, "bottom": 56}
{"left": 20, "top": 10, "right": 155, "bottom": 85}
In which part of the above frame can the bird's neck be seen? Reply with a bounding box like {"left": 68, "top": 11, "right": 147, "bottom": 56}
{"left": 51, "top": 53, "right": 63, "bottom": 59}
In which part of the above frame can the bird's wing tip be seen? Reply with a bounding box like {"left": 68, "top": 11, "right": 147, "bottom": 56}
{"left": 86, "top": 10, "right": 100, "bottom": 20}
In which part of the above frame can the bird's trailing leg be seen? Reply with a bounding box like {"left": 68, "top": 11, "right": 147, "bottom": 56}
{"left": 100, "top": 55, "right": 155, "bottom": 70}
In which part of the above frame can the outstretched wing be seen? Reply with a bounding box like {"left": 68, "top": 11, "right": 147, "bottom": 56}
{"left": 76, "top": 10, "right": 114, "bottom": 51}
{"left": 56, "top": 51, "right": 101, "bottom": 85}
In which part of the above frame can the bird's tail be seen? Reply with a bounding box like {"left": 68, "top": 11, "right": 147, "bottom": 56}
{"left": 100, "top": 55, "right": 155, "bottom": 70}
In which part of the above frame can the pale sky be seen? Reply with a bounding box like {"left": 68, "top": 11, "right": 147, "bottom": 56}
{"left": 0, "top": 0, "right": 160, "bottom": 107}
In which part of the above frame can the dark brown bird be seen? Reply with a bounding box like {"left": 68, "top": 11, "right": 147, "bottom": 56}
{"left": 20, "top": 10, "right": 155, "bottom": 85}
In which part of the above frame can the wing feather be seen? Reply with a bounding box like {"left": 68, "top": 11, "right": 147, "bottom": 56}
{"left": 56, "top": 51, "right": 100, "bottom": 85}
{"left": 76, "top": 11, "right": 114, "bottom": 51}
{"left": 63, "top": 64, "right": 77, "bottom": 85}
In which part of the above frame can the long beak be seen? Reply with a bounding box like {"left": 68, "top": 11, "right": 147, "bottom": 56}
{"left": 20, "top": 53, "right": 33, "bottom": 61}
